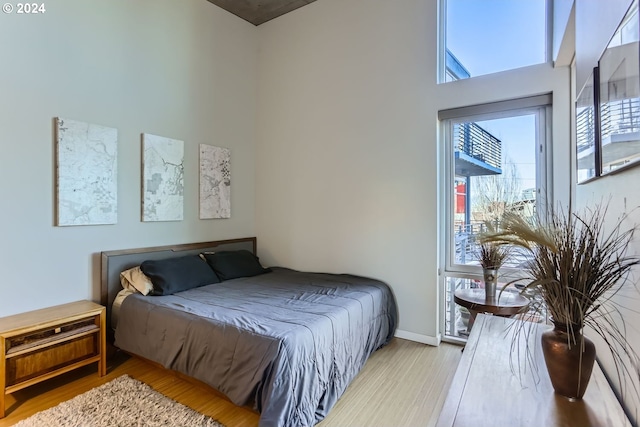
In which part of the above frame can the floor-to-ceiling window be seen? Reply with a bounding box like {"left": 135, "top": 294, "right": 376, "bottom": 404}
{"left": 437, "top": 0, "right": 551, "bottom": 342}
{"left": 439, "top": 97, "right": 552, "bottom": 341}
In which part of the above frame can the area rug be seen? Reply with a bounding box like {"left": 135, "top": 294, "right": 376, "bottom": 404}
{"left": 14, "top": 375, "right": 225, "bottom": 427}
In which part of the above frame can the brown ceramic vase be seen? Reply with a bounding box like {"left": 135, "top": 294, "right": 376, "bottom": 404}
{"left": 541, "top": 322, "right": 596, "bottom": 400}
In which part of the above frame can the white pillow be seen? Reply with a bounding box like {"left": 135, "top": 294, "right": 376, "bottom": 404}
{"left": 120, "top": 266, "right": 154, "bottom": 295}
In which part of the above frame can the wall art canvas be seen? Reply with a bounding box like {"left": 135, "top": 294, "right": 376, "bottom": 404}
{"left": 142, "top": 133, "right": 184, "bottom": 222}
{"left": 55, "top": 117, "right": 118, "bottom": 226}
{"left": 199, "top": 144, "right": 231, "bottom": 219}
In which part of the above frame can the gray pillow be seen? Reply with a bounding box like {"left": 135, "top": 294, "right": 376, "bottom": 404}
{"left": 141, "top": 255, "right": 220, "bottom": 296}
{"left": 202, "top": 250, "right": 271, "bottom": 281}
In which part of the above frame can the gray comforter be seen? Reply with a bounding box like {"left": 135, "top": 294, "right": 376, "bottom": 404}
{"left": 114, "top": 267, "right": 397, "bottom": 427}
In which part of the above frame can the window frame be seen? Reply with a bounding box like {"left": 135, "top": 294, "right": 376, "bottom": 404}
{"left": 437, "top": 0, "right": 552, "bottom": 84}
{"left": 437, "top": 97, "right": 553, "bottom": 340}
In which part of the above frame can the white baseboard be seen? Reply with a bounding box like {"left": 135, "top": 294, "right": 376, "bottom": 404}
{"left": 395, "top": 329, "right": 441, "bottom": 346}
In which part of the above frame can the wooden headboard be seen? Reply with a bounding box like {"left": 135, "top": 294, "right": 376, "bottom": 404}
{"left": 100, "top": 237, "right": 257, "bottom": 331}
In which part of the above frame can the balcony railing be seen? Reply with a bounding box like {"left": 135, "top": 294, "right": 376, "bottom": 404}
{"left": 601, "top": 97, "right": 640, "bottom": 140}
{"left": 576, "top": 105, "right": 595, "bottom": 154}
{"left": 576, "top": 97, "right": 640, "bottom": 148}
{"left": 453, "top": 122, "right": 502, "bottom": 170}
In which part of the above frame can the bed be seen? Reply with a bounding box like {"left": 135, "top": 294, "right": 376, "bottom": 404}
{"left": 101, "top": 237, "right": 397, "bottom": 427}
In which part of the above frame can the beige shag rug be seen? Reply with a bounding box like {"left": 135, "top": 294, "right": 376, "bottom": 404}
{"left": 14, "top": 375, "right": 225, "bottom": 427}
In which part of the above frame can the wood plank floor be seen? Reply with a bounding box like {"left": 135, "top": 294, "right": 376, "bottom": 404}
{"left": 0, "top": 338, "right": 462, "bottom": 427}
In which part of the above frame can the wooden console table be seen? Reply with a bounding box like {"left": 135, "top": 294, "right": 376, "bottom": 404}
{"left": 436, "top": 314, "right": 631, "bottom": 427}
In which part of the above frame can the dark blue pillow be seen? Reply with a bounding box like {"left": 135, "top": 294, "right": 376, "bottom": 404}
{"left": 140, "top": 255, "right": 220, "bottom": 296}
{"left": 202, "top": 250, "right": 271, "bottom": 281}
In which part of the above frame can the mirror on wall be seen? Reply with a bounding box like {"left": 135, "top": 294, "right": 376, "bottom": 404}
{"left": 598, "top": 0, "right": 640, "bottom": 175}
{"left": 576, "top": 69, "right": 599, "bottom": 183}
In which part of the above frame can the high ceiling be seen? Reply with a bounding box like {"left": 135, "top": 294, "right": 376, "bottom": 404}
{"left": 207, "top": 0, "right": 318, "bottom": 26}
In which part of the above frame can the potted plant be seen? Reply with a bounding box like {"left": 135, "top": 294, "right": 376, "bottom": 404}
{"left": 476, "top": 240, "right": 510, "bottom": 299}
{"left": 480, "top": 205, "right": 640, "bottom": 400}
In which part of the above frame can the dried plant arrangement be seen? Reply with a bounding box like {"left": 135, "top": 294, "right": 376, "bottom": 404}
{"left": 480, "top": 204, "right": 640, "bottom": 399}
{"left": 477, "top": 241, "right": 510, "bottom": 270}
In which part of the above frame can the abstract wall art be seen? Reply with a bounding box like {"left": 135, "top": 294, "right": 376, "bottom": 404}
{"left": 142, "top": 133, "right": 184, "bottom": 222}
{"left": 55, "top": 117, "right": 118, "bottom": 226}
{"left": 199, "top": 144, "right": 231, "bottom": 219}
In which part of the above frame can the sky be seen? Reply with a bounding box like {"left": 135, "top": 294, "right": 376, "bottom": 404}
{"left": 446, "top": 0, "right": 546, "bottom": 77}
{"left": 475, "top": 115, "right": 537, "bottom": 192}
{"left": 447, "top": 0, "right": 546, "bottom": 196}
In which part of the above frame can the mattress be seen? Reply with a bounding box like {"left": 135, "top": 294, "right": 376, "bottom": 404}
{"left": 114, "top": 267, "right": 397, "bottom": 427}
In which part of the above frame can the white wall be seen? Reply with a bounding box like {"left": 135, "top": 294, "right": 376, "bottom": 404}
{"left": 570, "top": 1, "right": 640, "bottom": 422}
{"left": 255, "top": 0, "right": 571, "bottom": 342}
{"left": 575, "top": 0, "right": 631, "bottom": 90}
{"left": 575, "top": 170, "right": 640, "bottom": 425}
{"left": 553, "top": 0, "right": 575, "bottom": 67}
{"left": 0, "top": 0, "right": 257, "bottom": 317}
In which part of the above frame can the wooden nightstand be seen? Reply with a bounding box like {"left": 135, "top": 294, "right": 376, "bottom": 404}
{"left": 0, "top": 300, "right": 106, "bottom": 418}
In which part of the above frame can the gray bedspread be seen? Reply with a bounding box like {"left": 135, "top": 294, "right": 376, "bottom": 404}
{"left": 114, "top": 267, "right": 397, "bottom": 427}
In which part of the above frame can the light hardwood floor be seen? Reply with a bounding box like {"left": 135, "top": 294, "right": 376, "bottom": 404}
{"left": 0, "top": 338, "right": 461, "bottom": 427}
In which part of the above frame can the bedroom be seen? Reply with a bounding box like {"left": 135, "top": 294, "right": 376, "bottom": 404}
{"left": 1, "top": 0, "right": 640, "bottom": 426}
